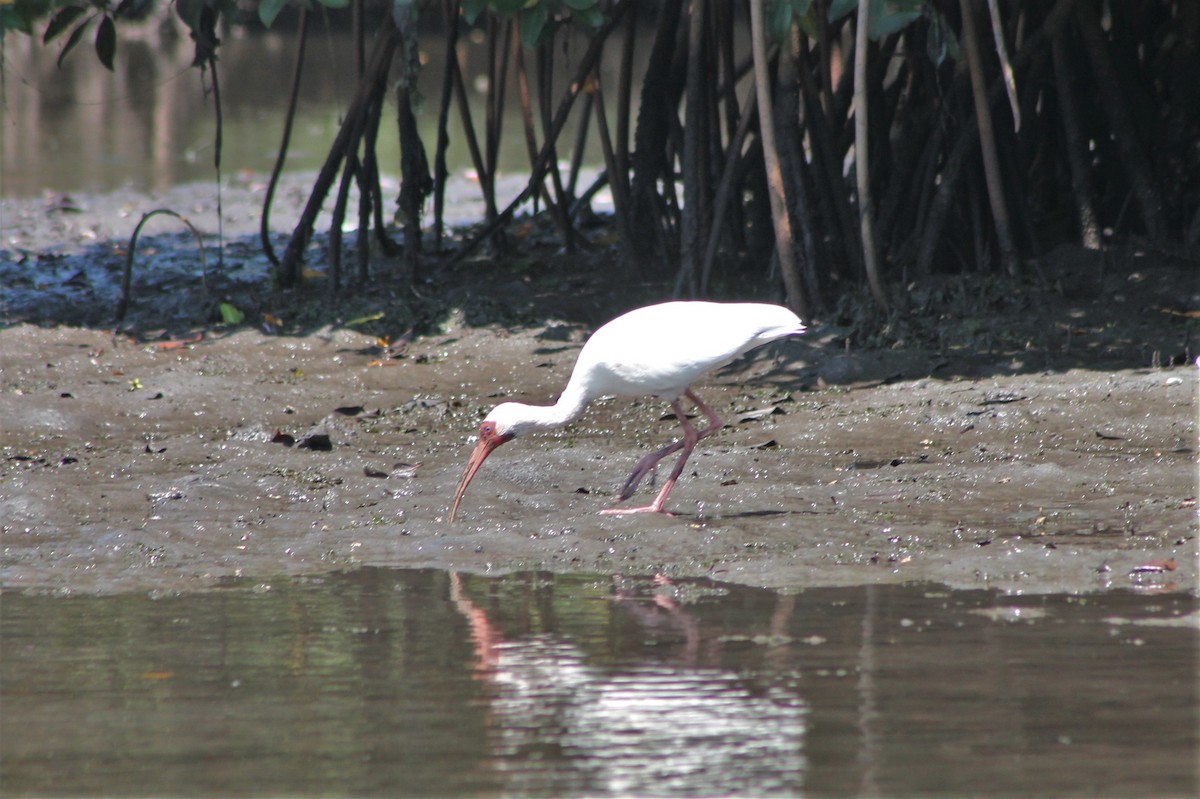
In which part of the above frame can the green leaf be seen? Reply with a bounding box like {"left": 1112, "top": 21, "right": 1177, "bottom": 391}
{"left": 828, "top": 0, "right": 857, "bottom": 23}
{"left": 56, "top": 16, "right": 91, "bottom": 68}
{"left": 219, "top": 302, "right": 245, "bottom": 325}
{"left": 1, "top": 6, "right": 36, "bottom": 36}
{"left": 574, "top": 6, "right": 604, "bottom": 27}
{"left": 343, "top": 311, "right": 384, "bottom": 327}
{"left": 177, "top": 0, "right": 222, "bottom": 65}
{"left": 796, "top": 3, "right": 819, "bottom": 38}
{"left": 258, "top": 0, "right": 288, "bottom": 27}
{"left": 561, "top": 0, "right": 598, "bottom": 10}
{"left": 43, "top": 5, "right": 86, "bottom": 44}
{"left": 461, "top": 0, "right": 488, "bottom": 25}
{"left": 94, "top": 14, "right": 115, "bottom": 70}
{"left": 926, "top": 9, "right": 957, "bottom": 65}
{"left": 869, "top": 9, "right": 920, "bottom": 39}
{"left": 492, "top": 0, "right": 529, "bottom": 16}
{"left": 767, "top": 1, "right": 793, "bottom": 43}
{"left": 175, "top": 0, "right": 202, "bottom": 33}
{"left": 933, "top": 11, "right": 959, "bottom": 62}
{"left": 113, "top": 0, "right": 156, "bottom": 19}
{"left": 519, "top": 3, "right": 546, "bottom": 47}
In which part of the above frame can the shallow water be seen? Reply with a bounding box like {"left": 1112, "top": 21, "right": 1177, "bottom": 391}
{"left": 2, "top": 24, "right": 622, "bottom": 200}
{"left": 2, "top": 568, "right": 1196, "bottom": 797}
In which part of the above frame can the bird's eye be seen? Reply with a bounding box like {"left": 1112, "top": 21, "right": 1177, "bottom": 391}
{"left": 481, "top": 422, "right": 494, "bottom": 436}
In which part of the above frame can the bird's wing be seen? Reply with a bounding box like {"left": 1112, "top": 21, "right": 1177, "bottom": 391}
{"left": 573, "top": 302, "right": 800, "bottom": 398}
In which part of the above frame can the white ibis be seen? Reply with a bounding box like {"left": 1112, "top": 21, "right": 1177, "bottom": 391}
{"left": 449, "top": 301, "right": 806, "bottom": 520}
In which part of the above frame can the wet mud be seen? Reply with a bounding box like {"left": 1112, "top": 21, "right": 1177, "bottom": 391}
{"left": 1, "top": 180, "right": 1196, "bottom": 596}
{"left": 1, "top": 309, "right": 1195, "bottom": 597}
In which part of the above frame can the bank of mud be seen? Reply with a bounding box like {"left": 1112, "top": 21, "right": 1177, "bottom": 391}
{"left": 1, "top": 179, "right": 1196, "bottom": 596}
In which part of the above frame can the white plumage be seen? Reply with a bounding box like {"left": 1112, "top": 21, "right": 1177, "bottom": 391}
{"left": 450, "top": 301, "right": 805, "bottom": 520}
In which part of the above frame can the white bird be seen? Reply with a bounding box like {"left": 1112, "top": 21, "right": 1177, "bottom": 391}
{"left": 449, "top": 301, "right": 806, "bottom": 521}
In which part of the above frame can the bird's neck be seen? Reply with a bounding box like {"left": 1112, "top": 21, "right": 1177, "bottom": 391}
{"left": 518, "top": 380, "right": 592, "bottom": 433}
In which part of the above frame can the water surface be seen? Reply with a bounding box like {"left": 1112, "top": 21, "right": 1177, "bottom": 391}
{"left": 3, "top": 24, "right": 623, "bottom": 199}
{"left": 3, "top": 569, "right": 1196, "bottom": 797}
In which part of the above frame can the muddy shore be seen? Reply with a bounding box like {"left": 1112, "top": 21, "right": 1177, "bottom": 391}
{"left": 2, "top": 177, "right": 1196, "bottom": 596}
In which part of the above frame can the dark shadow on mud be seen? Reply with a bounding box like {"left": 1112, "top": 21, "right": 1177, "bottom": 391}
{"left": 699, "top": 509, "right": 822, "bottom": 521}
{"left": 3, "top": 215, "right": 1196, "bottom": 386}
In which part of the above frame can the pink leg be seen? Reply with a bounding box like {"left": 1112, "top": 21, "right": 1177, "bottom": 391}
{"left": 616, "top": 440, "right": 685, "bottom": 501}
{"left": 615, "top": 388, "right": 724, "bottom": 500}
{"left": 601, "top": 389, "right": 723, "bottom": 515}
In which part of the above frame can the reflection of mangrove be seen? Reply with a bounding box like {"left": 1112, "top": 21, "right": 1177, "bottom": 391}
{"left": 4, "top": 35, "right": 197, "bottom": 195}
{"left": 12, "top": 2, "right": 1196, "bottom": 318}
{"left": 4, "top": 24, "right": 554, "bottom": 198}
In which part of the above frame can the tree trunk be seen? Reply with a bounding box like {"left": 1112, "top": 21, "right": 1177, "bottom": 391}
{"left": 678, "top": 0, "right": 709, "bottom": 295}
{"left": 748, "top": 0, "right": 806, "bottom": 315}
{"left": 776, "top": 26, "right": 821, "bottom": 310}
{"left": 1074, "top": 0, "right": 1164, "bottom": 240}
{"left": 278, "top": 18, "right": 400, "bottom": 287}
{"left": 630, "top": 0, "right": 685, "bottom": 269}
{"left": 1051, "top": 32, "right": 1099, "bottom": 249}
{"left": 853, "top": 0, "right": 889, "bottom": 311}
{"left": 916, "top": 0, "right": 1079, "bottom": 277}
{"left": 960, "top": 0, "right": 1019, "bottom": 276}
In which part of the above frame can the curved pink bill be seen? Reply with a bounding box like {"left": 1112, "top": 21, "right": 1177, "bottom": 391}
{"left": 448, "top": 433, "right": 510, "bottom": 521}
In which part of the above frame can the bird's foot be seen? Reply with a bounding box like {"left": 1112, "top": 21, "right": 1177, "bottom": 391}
{"left": 599, "top": 504, "right": 675, "bottom": 516}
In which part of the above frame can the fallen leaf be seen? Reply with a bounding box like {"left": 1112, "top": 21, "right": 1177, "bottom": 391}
{"left": 218, "top": 302, "right": 245, "bottom": 325}
{"left": 738, "top": 406, "right": 784, "bottom": 422}
{"left": 157, "top": 332, "right": 203, "bottom": 350}
{"left": 344, "top": 311, "right": 384, "bottom": 327}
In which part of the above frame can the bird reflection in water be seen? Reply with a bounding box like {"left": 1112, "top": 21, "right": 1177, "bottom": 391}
{"left": 448, "top": 572, "right": 809, "bottom": 795}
